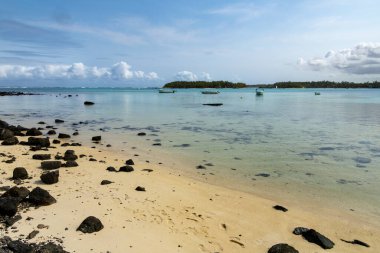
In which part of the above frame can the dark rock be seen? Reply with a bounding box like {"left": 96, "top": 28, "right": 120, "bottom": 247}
{"left": 63, "top": 150, "right": 77, "bottom": 161}
{"left": 2, "top": 136, "right": 19, "bottom": 145}
{"left": 203, "top": 103, "right": 223, "bottom": 106}
{"left": 37, "top": 121, "right": 45, "bottom": 125}
{"left": 84, "top": 101, "right": 94, "bottom": 105}
{"left": 7, "top": 240, "right": 34, "bottom": 253}
{"left": 0, "top": 197, "right": 19, "bottom": 216}
{"left": 32, "top": 154, "right": 51, "bottom": 160}
{"left": 92, "top": 136, "right": 101, "bottom": 141}
{"left": 137, "top": 132, "right": 146, "bottom": 136}
{"left": 142, "top": 169, "right": 153, "bottom": 172}
{"left": 89, "top": 158, "right": 97, "bottom": 161}
{"left": 302, "top": 229, "right": 335, "bottom": 249}
{"left": 0, "top": 120, "right": 9, "bottom": 128}
{"left": 268, "top": 243, "right": 299, "bottom": 253}
{"left": 28, "top": 187, "right": 56, "bottom": 206}
{"left": 40, "top": 170, "right": 59, "bottom": 185}
{"left": 196, "top": 165, "right": 206, "bottom": 169}
{"left": 47, "top": 130, "right": 56, "bottom": 135}
{"left": 152, "top": 143, "right": 161, "bottom": 146}
{"left": 125, "top": 159, "right": 134, "bottom": 165}
{"left": 353, "top": 157, "right": 371, "bottom": 164}
{"left": 119, "top": 166, "right": 134, "bottom": 172}
{"left": 0, "top": 128, "right": 14, "bottom": 140}
{"left": 55, "top": 119, "right": 64, "bottom": 123}
{"left": 73, "top": 132, "right": 79, "bottom": 136}
{"left": 77, "top": 216, "right": 104, "bottom": 233}
{"left": 58, "top": 133, "right": 70, "bottom": 139}
{"left": 27, "top": 137, "right": 50, "bottom": 147}
{"left": 341, "top": 239, "right": 370, "bottom": 248}
{"left": 255, "top": 173, "right": 270, "bottom": 177}
{"left": 64, "top": 160, "right": 78, "bottom": 167}
{"left": 293, "top": 227, "right": 309, "bottom": 235}
{"left": 38, "top": 242, "right": 68, "bottom": 252}
{"left": 52, "top": 139, "right": 60, "bottom": 144}
{"left": 1, "top": 186, "right": 30, "bottom": 201}
{"left": 106, "top": 166, "right": 117, "bottom": 172}
{"left": 101, "top": 180, "right": 113, "bottom": 185}
{"left": 273, "top": 205, "right": 288, "bottom": 212}
{"left": 26, "top": 230, "right": 39, "bottom": 239}
{"left": 13, "top": 167, "right": 28, "bottom": 180}
{"left": 4, "top": 214, "right": 22, "bottom": 227}
{"left": 26, "top": 128, "right": 42, "bottom": 136}
{"left": 41, "top": 161, "right": 61, "bottom": 170}
{"left": 135, "top": 186, "right": 145, "bottom": 191}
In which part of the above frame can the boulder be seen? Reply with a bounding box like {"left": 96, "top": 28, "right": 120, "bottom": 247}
{"left": 0, "top": 197, "right": 19, "bottom": 216}
{"left": 47, "top": 130, "right": 56, "bottom": 135}
{"left": 52, "top": 139, "right": 61, "bottom": 144}
{"left": 101, "top": 180, "right": 113, "bottom": 185}
{"left": 135, "top": 186, "right": 145, "bottom": 192}
{"left": 2, "top": 136, "right": 19, "bottom": 145}
{"left": 40, "top": 170, "right": 59, "bottom": 184}
{"left": 293, "top": 227, "right": 309, "bottom": 235}
{"left": 273, "top": 205, "right": 288, "bottom": 212}
{"left": 0, "top": 119, "right": 9, "bottom": 128}
{"left": 0, "top": 128, "right": 14, "bottom": 140}
{"left": 119, "top": 165, "right": 134, "bottom": 172}
{"left": 25, "top": 128, "right": 42, "bottom": 136}
{"left": 32, "top": 154, "right": 51, "bottom": 160}
{"left": 7, "top": 240, "right": 34, "bottom": 252}
{"left": 63, "top": 150, "right": 78, "bottom": 161}
{"left": 1, "top": 186, "right": 30, "bottom": 201}
{"left": 38, "top": 242, "right": 68, "bottom": 252}
{"left": 92, "top": 136, "right": 101, "bottom": 141}
{"left": 302, "top": 229, "right": 335, "bottom": 249}
{"left": 137, "top": 132, "right": 146, "bottom": 136}
{"left": 12, "top": 167, "right": 28, "bottom": 180}
{"left": 28, "top": 137, "right": 50, "bottom": 147}
{"left": 58, "top": 133, "right": 70, "bottom": 139}
{"left": 106, "top": 166, "right": 117, "bottom": 172}
{"left": 268, "top": 244, "right": 299, "bottom": 253}
{"left": 41, "top": 161, "right": 62, "bottom": 170}
{"left": 28, "top": 187, "right": 56, "bottom": 206}
{"left": 55, "top": 119, "right": 64, "bottom": 123}
{"left": 77, "top": 216, "right": 104, "bottom": 233}
{"left": 64, "top": 160, "right": 78, "bottom": 167}
{"left": 125, "top": 159, "right": 134, "bottom": 165}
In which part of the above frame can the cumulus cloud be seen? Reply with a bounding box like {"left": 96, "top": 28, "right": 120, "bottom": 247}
{"left": 0, "top": 61, "right": 159, "bottom": 80}
{"left": 175, "top": 71, "right": 212, "bottom": 81}
{"left": 298, "top": 42, "right": 380, "bottom": 74}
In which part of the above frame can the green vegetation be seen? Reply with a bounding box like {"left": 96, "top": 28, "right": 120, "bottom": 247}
{"left": 259, "top": 81, "right": 380, "bottom": 89}
{"left": 163, "top": 81, "right": 247, "bottom": 89}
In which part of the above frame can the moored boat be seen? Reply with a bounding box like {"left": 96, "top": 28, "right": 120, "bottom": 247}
{"left": 159, "top": 89, "right": 176, "bottom": 93}
{"left": 256, "top": 88, "right": 264, "bottom": 96}
{"left": 315, "top": 92, "right": 321, "bottom": 95}
{"left": 201, "top": 90, "right": 219, "bottom": 94}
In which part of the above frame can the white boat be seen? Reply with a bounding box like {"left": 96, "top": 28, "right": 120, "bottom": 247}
{"left": 201, "top": 90, "right": 219, "bottom": 94}
{"left": 256, "top": 88, "right": 264, "bottom": 96}
{"left": 159, "top": 89, "right": 176, "bottom": 93}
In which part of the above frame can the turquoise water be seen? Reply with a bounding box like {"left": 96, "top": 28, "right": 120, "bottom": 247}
{"left": 1, "top": 88, "right": 380, "bottom": 221}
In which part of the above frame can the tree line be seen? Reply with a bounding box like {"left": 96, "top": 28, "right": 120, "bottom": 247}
{"left": 163, "top": 81, "right": 247, "bottom": 88}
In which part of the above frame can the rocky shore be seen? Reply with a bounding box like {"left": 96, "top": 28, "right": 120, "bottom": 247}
{"left": 0, "top": 118, "right": 378, "bottom": 252}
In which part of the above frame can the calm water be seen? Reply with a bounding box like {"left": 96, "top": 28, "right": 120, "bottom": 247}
{"left": 1, "top": 88, "right": 380, "bottom": 221}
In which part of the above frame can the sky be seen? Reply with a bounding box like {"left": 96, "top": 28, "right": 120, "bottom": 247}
{"left": 0, "top": 0, "right": 380, "bottom": 87}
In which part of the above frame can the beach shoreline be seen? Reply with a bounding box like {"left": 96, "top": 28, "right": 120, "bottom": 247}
{"left": 0, "top": 118, "right": 378, "bottom": 252}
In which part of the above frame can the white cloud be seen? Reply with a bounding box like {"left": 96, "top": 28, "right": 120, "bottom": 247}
{"left": 0, "top": 61, "right": 159, "bottom": 80}
{"left": 298, "top": 42, "right": 380, "bottom": 74}
{"left": 200, "top": 72, "right": 212, "bottom": 81}
{"left": 174, "top": 71, "right": 212, "bottom": 81}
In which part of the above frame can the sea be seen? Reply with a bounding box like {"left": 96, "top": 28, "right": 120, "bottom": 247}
{"left": 1, "top": 87, "right": 379, "bottom": 224}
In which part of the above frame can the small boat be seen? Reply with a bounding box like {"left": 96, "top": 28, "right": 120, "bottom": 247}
{"left": 315, "top": 92, "right": 321, "bottom": 95}
{"left": 159, "top": 89, "right": 176, "bottom": 93}
{"left": 201, "top": 90, "right": 219, "bottom": 94}
{"left": 256, "top": 88, "right": 264, "bottom": 96}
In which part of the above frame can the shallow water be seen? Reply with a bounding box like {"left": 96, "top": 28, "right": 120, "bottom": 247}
{"left": 1, "top": 87, "right": 380, "bottom": 221}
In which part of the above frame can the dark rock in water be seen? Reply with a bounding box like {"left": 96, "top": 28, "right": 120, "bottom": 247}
{"left": 92, "top": 136, "right": 101, "bottom": 141}
{"left": 77, "top": 216, "right": 104, "bottom": 233}
{"left": 40, "top": 170, "right": 59, "bottom": 185}
{"left": 28, "top": 137, "right": 50, "bottom": 147}
{"left": 353, "top": 157, "right": 371, "bottom": 164}
{"left": 302, "top": 229, "right": 335, "bottom": 249}
{"left": 255, "top": 173, "right": 270, "bottom": 177}
{"left": 41, "top": 161, "right": 62, "bottom": 170}
{"left": 26, "top": 128, "right": 42, "bottom": 136}
{"left": 84, "top": 101, "right": 94, "bottom": 105}
{"left": 58, "top": 133, "right": 70, "bottom": 139}
{"left": 0, "top": 197, "right": 19, "bottom": 216}
{"left": 37, "top": 121, "right": 45, "bottom": 125}
{"left": 13, "top": 167, "right": 28, "bottom": 180}
{"left": 64, "top": 160, "right": 78, "bottom": 167}
{"left": 273, "top": 205, "right": 288, "bottom": 212}
{"left": 55, "top": 119, "right": 64, "bottom": 123}
{"left": 2, "top": 136, "right": 19, "bottom": 145}
{"left": 63, "top": 150, "right": 78, "bottom": 161}
{"left": 202, "top": 103, "right": 223, "bottom": 106}
{"left": 73, "top": 131, "right": 79, "bottom": 136}
{"left": 119, "top": 165, "right": 134, "bottom": 172}
{"left": 137, "top": 132, "right": 146, "bottom": 136}
{"left": 7, "top": 240, "right": 34, "bottom": 252}
{"left": 26, "top": 230, "right": 39, "bottom": 239}
{"left": 28, "top": 187, "right": 56, "bottom": 206}
{"left": 47, "top": 130, "right": 56, "bottom": 135}
{"left": 293, "top": 227, "right": 309, "bottom": 235}
{"left": 106, "top": 166, "right": 117, "bottom": 172}
{"left": 0, "top": 119, "right": 9, "bottom": 128}
{"left": 52, "top": 139, "right": 60, "bottom": 144}
{"left": 0, "top": 128, "right": 14, "bottom": 140}
{"left": 135, "top": 186, "right": 145, "bottom": 191}
{"left": 268, "top": 243, "right": 299, "bottom": 253}
{"left": 152, "top": 143, "right": 161, "bottom": 146}
{"left": 196, "top": 165, "right": 206, "bottom": 169}
{"left": 125, "top": 159, "right": 134, "bottom": 165}
{"left": 341, "top": 239, "right": 370, "bottom": 248}
{"left": 101, "top": 180, "right": 113, "bottom": 185}
{"left": 32, "top": 154, "right": 51, "bottom": 160}
{"left": 1, "top": 186, "right": 30, "bottom": 201}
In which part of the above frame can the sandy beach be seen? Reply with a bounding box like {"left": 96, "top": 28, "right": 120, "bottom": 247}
{"left": 0, "top": 122, "right": 378, "bottom": 253}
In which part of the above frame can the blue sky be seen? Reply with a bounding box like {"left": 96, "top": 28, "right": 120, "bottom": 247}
{"left": 0, "top": 0, "right": 380, "bottom": 87}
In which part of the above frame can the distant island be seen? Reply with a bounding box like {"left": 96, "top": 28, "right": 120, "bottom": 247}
{"left": 163, "top": 81, "right": 247, "bottom": 89}
{"left": 163, "top": 80, "right": 380, "bottom": 89}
